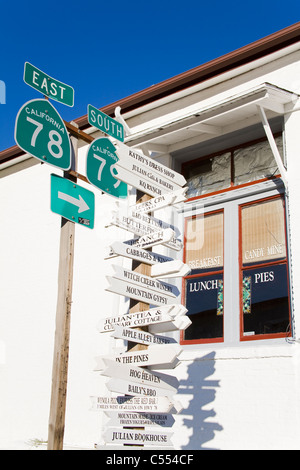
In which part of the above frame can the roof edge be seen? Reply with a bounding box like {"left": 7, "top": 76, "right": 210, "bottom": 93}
{"left": 1, "top": 21, "right": 300, "bottom": 164}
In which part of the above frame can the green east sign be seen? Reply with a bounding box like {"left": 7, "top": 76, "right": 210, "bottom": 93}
{"left": 88, "top": 104, "right": 124, "bottom": 142}
{"left": 86, "top": 137, "right": 127, "bottom": 199}
{"left": 24, "top": 62, "right": 74, "bottom": 107}
{"left": 50, "top": 174, "right": 95, "bottom": 229}
{"left": 15, "top": 98, "right": 71, "bottom": 170}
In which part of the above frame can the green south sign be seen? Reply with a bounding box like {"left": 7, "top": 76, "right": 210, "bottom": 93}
{"left": 15, "top": 99, "right": 71, "bottom": 170}
{"left": 88, "top": 104, "right": 124, "bottom": 142}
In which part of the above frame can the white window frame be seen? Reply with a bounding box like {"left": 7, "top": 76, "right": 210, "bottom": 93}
{"left": 178, "top": 178, "right": 292, "bottom": 351}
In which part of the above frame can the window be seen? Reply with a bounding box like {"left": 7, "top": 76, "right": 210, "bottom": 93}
{"left": 182, "top": 211, "right": 224, "bottom": 344}
{"left": 183, "top": 135, "right": 283, "bottom": 199}
{"left": 240, "top": 196, "right": 291, "bottom": 340}
{"left": 180, "top": 134, "right": 291, "bottom": 345}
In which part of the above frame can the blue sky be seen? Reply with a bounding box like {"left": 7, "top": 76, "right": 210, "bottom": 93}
{"left": 0, "top": 0, "right": 299, "bottom": 152}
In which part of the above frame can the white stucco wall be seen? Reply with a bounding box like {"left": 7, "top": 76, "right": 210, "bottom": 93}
{"left": 1, "top": 42, "right": 300, "bottom": 450}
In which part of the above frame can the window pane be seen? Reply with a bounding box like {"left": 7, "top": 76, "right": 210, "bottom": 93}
{"left": 184, "top": 273, "right": 223, "bottom": 341}
{"left": 185, "top": 211, "right": 223, "bottom": 273}
{"left": 185, "top": 152, "right": 231, "bottom": 198}
{"left": 234, "top": 136, "right": 283, "bottom": 185}
{"left": 242, "top": 264, "right": 290, "bottom": 337}
{"left": 241, "top": 198, "right": 286, "bottom": 266}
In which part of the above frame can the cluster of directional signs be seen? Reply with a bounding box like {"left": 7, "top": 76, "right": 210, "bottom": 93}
{"left": 91, "top": 152, "right": 192, "bottom": 449}
{"left": 14, "top": 62, "right": 192, "bottom": 450}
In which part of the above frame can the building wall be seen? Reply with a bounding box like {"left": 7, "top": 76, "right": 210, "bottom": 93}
{"left": 1, "top": 42, "right": 300, "bottom": 450}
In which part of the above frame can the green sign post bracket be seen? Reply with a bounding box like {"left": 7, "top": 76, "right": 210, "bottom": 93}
{"left": 50, "top": 174, "right": 95, "bottom": 229}
{"left": 24, "top": 62, "right": 74, "bottom": 107}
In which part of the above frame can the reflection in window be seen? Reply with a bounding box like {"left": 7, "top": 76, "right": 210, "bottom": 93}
{"left": 183, "top": 136, "right": 283, "bottom": 199}
{"left": 184, "top": 274, "right": 224, "bottom": 341}
{"left": 182, "top": 211, "right": 224, "bottom": 344}
{"left": 240, "top": 196, "right": 291, "bottom": 340}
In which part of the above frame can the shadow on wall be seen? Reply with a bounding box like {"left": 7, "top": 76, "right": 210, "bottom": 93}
{"left": 178, "top": 352, "right": 223, "bottom": 450}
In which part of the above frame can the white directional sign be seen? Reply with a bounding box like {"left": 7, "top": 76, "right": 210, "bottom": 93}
{"left": 114, "top": 165, "right": 171, "bottom": 198}
{"left": 107, "top": 378, "right": 176, "bottom": 397}
{"left": 104, "top": 411, "right": 175, "bottom": 428}
{"left": 99, "top": 358, "right": 179, "bottom": 391}
{"left": 111, "top": 325, "right": 176, "bottom": 346}
{"left": 130, "top": 188, "right": 188, "bottom": 214}
{"left": 151, "top": 260, "right": 191, "bottom": 279}
{"left": 149, "top": 315, "right": 192, "bottom": 334}
{"left": 90, "top": 395, "right": 183, "bottom": 413}
{"left": 106, "top": 276, "right": 178, "bottom": 306}
{"left": 97, "top": 305, "right": 178, "bottom": 333}
{"left": 111, "top": 265, "right": 180, "bottom": 299}
{"left": 130, "top": 210, "right": 181, "bottom": 237}
{"left": 103, "top": 427, "right": 174, "bottom": 446}
{"left": 94, "top": 344, "right": 182, "bottom": 370}
{"left": 110, "top": 212, "right": 182, "bottom": 251}
{"left": 115, "top": 160, "right": 182, "bottom": 196}
{"left": 114, "top": 141, "right": 187, "bottom": 187}
{"left": 105, "top": 241, "right": 173, "bottom": 265}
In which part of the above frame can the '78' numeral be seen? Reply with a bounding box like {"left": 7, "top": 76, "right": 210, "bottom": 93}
{"left": 93, "top": 153, "right": 121, "bottom": 188}
{"left": 26, "top": 116, "right": 63, "bottom": 159}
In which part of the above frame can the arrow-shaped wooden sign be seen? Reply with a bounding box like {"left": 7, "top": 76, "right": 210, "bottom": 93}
{"left": 149, "top": 315, "right": 192, "bottom": 334}
{"left": 106, "top": 378, "right": 176, "bottom": 398}
{"left": 110, "top": 213, "right": 183, "bottom": 252}
{"left": 95, "top": 349, "right": 181, "bottom": 372}
{"left": 106, "top": 276, "right": 178, "bottom": 306}
{"left": 130, "top": 187, "right": 188, "bottom": 214}
{"left": 97, "top": 305, "right": 176, "bottom": 333}
{"left": 114, "top": 141, "right": 187, "bottom": 187}
{"left": 99, "top": 358, "right": 179, "bottom": 391}
{"left": 105, "top": 240, "right": 173, "bottom": 265}
{"left": 111, "top": 265, "right": 180, "bottom": 298}
{"left": 94, "top": 344, "right": 182, "bottom": 370}
{"left": 90, "top": 395, "right": 183, "bottom": 413}
{"left": 114, "top": 163, "right": 182, "bottom": 197}
{"left": 151, "top": 260, "right": 191, "bottom": 279}
{"left": 103, "top": 426, "right": 174, "bottom": 446}
{"left": 104, "top": 411, "right": 175, "bottom": 428}
{"left": 111, "top": 324, "right": 176, "bottom": 346}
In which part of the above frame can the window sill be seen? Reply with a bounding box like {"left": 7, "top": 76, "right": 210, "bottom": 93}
{"left": 179, "top": 338, "right": 297, "bottom": 362}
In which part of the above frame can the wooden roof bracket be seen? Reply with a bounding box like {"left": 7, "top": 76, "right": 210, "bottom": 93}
{"left": 257, "top": 105, "right": 288, "bottom": 191}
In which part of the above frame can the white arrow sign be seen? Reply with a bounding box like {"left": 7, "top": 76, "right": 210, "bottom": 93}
{"left": 57, "top": 191, "right": 89, "bottom": 213}
{"left": 106, "top": 378, "right": 176, "bottom": 398}
{"left": 94, "top": 344, "right": 182, "bottom": 370}
{"left": 130, "top": 188, "right": 188, "bottom": 214}
{"left": 115, "top": 161, "right": 182, "bottom": 196}
{"left": 103, "top": 426, "right": 174, "bottom": 446}
{"left": 125, "top": 230, "right": 176, "bottom": 251}
{"left": 114, "top": 141, "right": 186, "bottom": 187}
{"left": 104, "top": 411, "right": 175, "bottom": 428}
{"left": 111, "top": 325, "right": 176, "bottom": 346}
{"left": 151, "top": 260, "right": 191, "bottom": 279}
{"left": 91, "top": 395, "right": 182, "bottom": 413}
{"left": 105, "top": 241, "right": 173, "bottom": 265}
{"left": 97, "top": 305, "right": 176, "bottom": 333}
{"left": 111, "top": 265, "right": 180, "bottom": 299}
{"left": 149, "top": 315, "right": 192, "bottom": 334}
{"left": 106, "top": 276, "right": 178, "bottom": 306}
{"left": 99, "top": 358, "right": 179, "bottom": 391}
{"left": 110, "top": 210, "right": 180, "bottom": 237}
{"left": 114, "top": 165, "right": 169, "bottom": 198}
